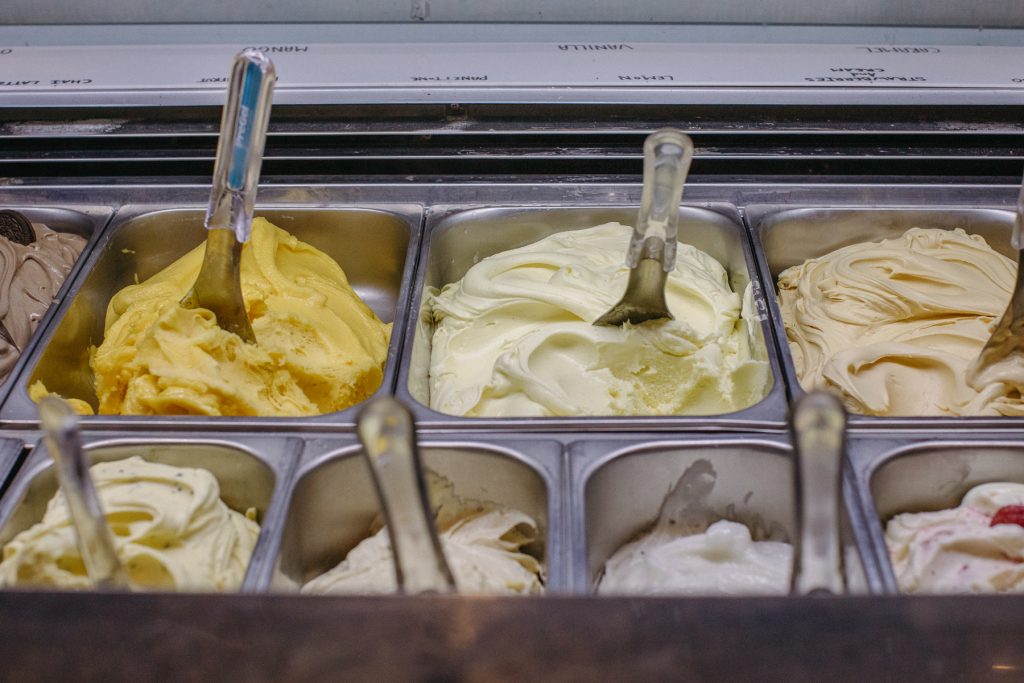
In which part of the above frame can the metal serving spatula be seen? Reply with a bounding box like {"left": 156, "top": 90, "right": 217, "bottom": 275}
{"left": 180, "top": 49, "right": 275, "bottom": 344}
{"left": 594, "top": 128, "right": 694, "bottom": 327}
{"left": 790, "top": 391, "right": 847, "bottom": 595}
{"left": 39, "top": 396, "right": 128, "bottom": 589}
{"left": 968, "top": 175, "right": 1024, "bottom": 387}
{"left": 357, "top": 396, "right": 456, "bottom": 594}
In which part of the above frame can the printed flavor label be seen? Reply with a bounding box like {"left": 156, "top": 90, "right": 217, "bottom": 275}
{"left": 410, "top": 75, "right": 488, "bottom": 81}
{"left": 804, "top": 67, "right": 926, "bottom": 83}
{"left": 857, "top": 46, "right": 941, "bottom": 54}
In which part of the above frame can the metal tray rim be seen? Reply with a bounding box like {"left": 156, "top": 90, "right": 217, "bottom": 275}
{"left": 395, "top": 202, "right": 789, "bottom": 432}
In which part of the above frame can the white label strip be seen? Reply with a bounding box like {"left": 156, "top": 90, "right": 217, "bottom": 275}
{"left": 0, "top": 42, "right": 1022, "bottom": 92}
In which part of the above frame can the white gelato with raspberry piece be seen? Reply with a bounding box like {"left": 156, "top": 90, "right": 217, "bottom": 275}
{"left": 885, "top": 482, "right": 1024, "bottom": 594}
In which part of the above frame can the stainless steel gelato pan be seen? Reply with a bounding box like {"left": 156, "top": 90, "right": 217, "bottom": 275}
{"left": 396, "top": 204, "right": 787, "bottom": 432}
{"left": 269, "top": 436, "right": 564, "bottom": 593}
{"left": 3, "top": 205, "right": 422, "bottom": 430}
{"left": 747, "top": 205, "right": 1018, "bottom": 430}
{"left": 848, "top": 435, "right": 1024, "bottom": 595}
{"left": 568, "top": 436, "right": 873, "bottom": 594}
{"left": 0, "top": 205, "right": 111, "bottom": 407}
{"left": 0, "top": 433, "right": 302, "bottom": 592}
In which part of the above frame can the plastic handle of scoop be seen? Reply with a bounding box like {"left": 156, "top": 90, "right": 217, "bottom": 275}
{"left": 39, "top": 397, "right": 129, "bottom": 590}
{"left": 627, "top": 128, "right": 694, "bottom": 272}
{"left": 357, "top": 397, "right": 456, "bottom": 595}
{"left": 790, "top": 391, "right": 847, "bottom": 596}
{"left": 205, "top": 49, "right": 276, "bottom": 243}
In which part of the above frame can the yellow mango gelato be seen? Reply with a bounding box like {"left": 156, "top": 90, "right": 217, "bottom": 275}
{"left": 778, "top": 227, "right": 1023, "bottom": 416}
{"left": 0, "top": 456, "right": 259, "bottom": 591}
{"left": 46, "top": 217, "right": 390, "bottom": 416}
{"left": 428, "top": 222, "right": 770, "bottom": 417}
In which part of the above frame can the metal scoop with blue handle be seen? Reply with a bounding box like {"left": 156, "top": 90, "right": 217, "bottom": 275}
{"left": 180, "top": 49, "right": 276, "bottom": 344}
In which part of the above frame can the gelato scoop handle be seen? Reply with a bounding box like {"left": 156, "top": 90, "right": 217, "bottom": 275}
{"left": 180, "top": 49, "right": 275, "bottom": 344}
{"left": 38, "top": 396, "right": 128, "bottom": 590}
{"left": 357, "top": 397, "right": 456, "bottom": 594}
{"left": 594, "top": 128, "right": 693, "bottom": 326}
{"left": 969, "top": 177, "right": 1024, "bottom": 385}
{"left": 205, "top": 48, "right": 275, "bottom": 244}
{"left": 790, "top": 391, "right": 847, "bottom": 596}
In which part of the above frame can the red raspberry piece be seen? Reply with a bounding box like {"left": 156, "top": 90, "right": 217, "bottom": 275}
{"left": 990, "top": 505, "right": 1024, "bottom": 528}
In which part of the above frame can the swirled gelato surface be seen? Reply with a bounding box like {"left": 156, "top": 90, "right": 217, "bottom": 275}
{"left": 42, "top": 217, "right": 390, "bottom": 416}
{"left": 597, "top": 519, "right": 792, "bottom": 596}
{"left": 428, "top": 222, "right": 769, "bottom": 417}
{"left": 886, "top": 482, "right": 1024, "bottom": 594}
{"left": 302, "top": 507, "right": 544, "bottom": 595}
{"left": 0, "top": 456, "right": 259, "bottom": 591}
{"left": 0, "top": 223, "right": 86, "bottom": 383}
{"left": 779, "top": 227, "right": 1022, "bottom": 416}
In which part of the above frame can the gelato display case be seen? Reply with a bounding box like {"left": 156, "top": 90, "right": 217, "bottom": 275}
{"left": 0, "top": 11, "right": 1023, "bottom": 680}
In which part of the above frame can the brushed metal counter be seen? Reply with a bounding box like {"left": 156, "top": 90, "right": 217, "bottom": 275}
{"left": 0, "top": 593, "right": 1021, "bottom": 681}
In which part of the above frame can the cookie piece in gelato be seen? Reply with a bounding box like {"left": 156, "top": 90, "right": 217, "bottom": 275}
{"left": 0, "top": 222, "right": 86, "bottom": 383}
{"left": 52, "top": 217, "right": 390, "bottom": 416}
{"left": 302, "top": 507, "right": 544, "bottom": 596}
{"left": 778, "top": 227, "right": 1022, "bottom": 416}
{"left": 0, "top": 456, "right": 259, "bottom": 591}
{"left": 428, "top": 222, "right": 770, "bottom": 417}
{"left": 598, "top": 519, "right": 792, "bottom": 596}
{"left": 886, "top": 482, "right": 1024, "bottom": 594}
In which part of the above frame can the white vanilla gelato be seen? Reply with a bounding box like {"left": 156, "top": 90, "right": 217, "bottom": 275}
{"left": 598, "top": 519, "right": 792, "bottom": 596}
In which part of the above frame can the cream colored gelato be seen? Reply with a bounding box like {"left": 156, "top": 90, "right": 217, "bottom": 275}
{"left": 428, "top": 222, "right": 770, "bottom": 417}
{"left": 0, "top": 456, "right": 259, "bottom": 591}
{"left": 0, "top": 222, "right": 86, "bottom": 383}
{"left": 886, "top": 482, "right": 1024, "bottom": 594}
{"left": 598, "top": 519, "right": 792, "bottom": 596}
{"left": 779, "top": 227, "right": 1023, "bottom": 416}
{"left": 302, "top": 507, "right": 544, "bottom": 595}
